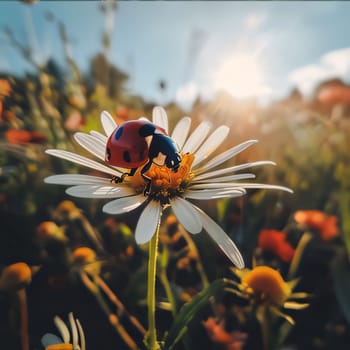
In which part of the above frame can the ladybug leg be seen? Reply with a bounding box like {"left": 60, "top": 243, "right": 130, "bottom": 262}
{"left": 141, "top": 161, "right": 152, "bottom": 195}
{"left": 111, "top": 168, "right": 137, "bottom": 183}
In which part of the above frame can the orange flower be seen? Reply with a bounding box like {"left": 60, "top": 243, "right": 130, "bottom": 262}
{"left": 242, "top": 266, "right": 290, "bottom": 306}
{"left": 0, "top": 262, "right": 32, "bottom": 292}
{"left": 294, "top": 210, "right": 338, "bottom": 241}
{"left": 203, "top": 318, "right": 247, "bottom": 350}
{"left": 258, "top": 229, "right": 295, "bottom": 262}
{"left": 5, "top": 129, "right": 46, "bottom": 144}
{"left": 0, "top": 79, "right": 11, "bottom": 98}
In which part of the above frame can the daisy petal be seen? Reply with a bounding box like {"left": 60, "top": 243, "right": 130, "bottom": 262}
{"left": 68, "top": 313, "right": 78, "bottom": 349}
{"left": 192, "top": 173, "right": 256, "bottom": 184}
{"left": 45, "top": 174, "right": 111, "bottom": 185}
{"left": 102, "top": 194, "right": 147, "bottom": 214}
{"left": 66, "top": 185, "right": 134, "bottom": 198}
{"left": 194, "top": 139, "right": 258, "bottom": 175}
{"left": 192, "top": 125, "right": 230, "bottom": 168}
{"left": 152, "top": 106, "right": 168, "bottom": 133}
{"left": 54, "top": 315, "right": 70, "bottom": 343}
{"left": 74, "top": 132, "right": 106, "bottom": 160}
{"left": 41, "top": 333, "right": 63, "bottom": 347}
{"left": 101, "top": 110, "right": 117, "bottom": 136}
{"left": 182, "top": 121, "right": 212, "bottom": 154}
{"left": 194, "top": 205, "right": 245, "bottom": 268}
{"left": 171, "top": 116, "right": 191, "bottom": 149}
{"left": 76, "top": 319, "right": 86, "bottom": 350}
{"left": 194, "top": 160, "right": 276, "bottom": 181}
{"left": 189, "top": 183, "right": 246, "bottom": 190}
{"left": 232, "top": 183, "right": 293, "bottom": 193}
{"left": 45, "top": 149, "right": 122, "bottom": 177}
{"left": 90, "top": 130, "right": 108, "bottom": 143}
{"left": 135, "top": 201, "right": 162, "bottom": 244}
{"left": 184, "top": 188, "right": 246, "bottom": 200}
{"left": 170, "top": 197, "right": 202, "bottom": 234}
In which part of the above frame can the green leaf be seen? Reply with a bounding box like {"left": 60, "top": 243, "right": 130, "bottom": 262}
{"left": 332, "top": 257, "right": 350, "bottom": 324}
{"left": 162, "top": 278, "right": 229, "bottom": 350}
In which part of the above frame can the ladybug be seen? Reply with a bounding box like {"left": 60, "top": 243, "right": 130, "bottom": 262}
{"left": 105, "top": 120, "right": 182, "bottom": 184}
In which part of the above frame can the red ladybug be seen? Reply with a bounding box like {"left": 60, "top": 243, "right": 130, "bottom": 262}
{"left": 105, "top": 120, "right": 181, "bottom": 182}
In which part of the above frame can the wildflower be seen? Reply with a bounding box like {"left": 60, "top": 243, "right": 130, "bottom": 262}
{"left": 45, "top": 107, "right": 292, "bottom": 268}
{"left": 41, "top": 312, "right": 85, "bottom": 350}
{"left": 0, "top": 262, "right": 32, "bottom": 292}
{"left": 36, "top": 221, "right": 67, "bottom": 242}
{"left": 0, "top": 79, "right": 11, "bottom": 98}
{"left": 294, "top": 210, "right": 338, "bottom": 241}
{"left": 258, "top": 229, "right": 295, "bottom": 263}
{"left": 203, "top": 317, "right": 247, "bottom": 350}
{"left": 232, "top": 265, "right": 309, "bottom": 324}
{"left": 5, "top": 129, "right": 46, "bottom": 144}
{"left": 72, "top": 247, "right": 101, "bottom": 275}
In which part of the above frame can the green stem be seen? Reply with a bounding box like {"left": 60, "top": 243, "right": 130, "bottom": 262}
{"left": 159, "top": 269, "right": 177, "bottom": 317}
{"left": 146, "top": 222, "right": 161, "bottom": 350}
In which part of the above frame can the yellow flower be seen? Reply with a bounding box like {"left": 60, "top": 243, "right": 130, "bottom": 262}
{"left": 0, "top": 262, "right": 32, "bottom": 292}
{"left": 232, "top": 265, "right": 309, "bottom": 324}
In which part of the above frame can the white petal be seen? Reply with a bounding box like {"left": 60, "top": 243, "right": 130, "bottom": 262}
{"left": 68, "top": 313, "right": 78, "bottom": 349}
{"left": 232, "top": 183, "right": 294, "bottom": 193}
{"left": 66, "top": 185, "right": 134, "bottom": 198}
{"left": 192, "top": 173, "right": 256, "bottom": 184}
{"left": 189, "top": 183, "right": 246, "bottom": 190}
{"left": 76, "top": 319, "right": 86, "bottom": 350}
{"left": 170, "top": 197, "right": 202, "bottom": 234}
{"left": 45, "top": 149, "right": 122, "bottom": 177}
{"left": 184, "top": 188, "right": 246, "bottom": 200}
{"left": 194, "top": 161, "right": 276, "bottom": 181}
{"left": 101, "top": 110, "right": 117, "bottom": 136}
{"left": 90, "top": 130, "right": 108, "bottom": 144}
{"left": 54, "top": 315, "right": 70, "bottom": 343}
{"left": 152, "top": 106, "right": 168, "bottom": 133}
{"left": 74, "top": 132, "right": 106, "bottom": 160}
{"left": 192, "top": 125, "right": 229, "bottom": 168}
{"left": 135, "top": 201, "right": 162, "bottom": 244}
{"left": 194, "top": 205, "right": 245, "bottom": 268}
{"left": 102, "top": 194, "right": 147, "bottom": 214}
{"left": 45, "top": 174, "right": 112, "bottom": 185}
{"left": 194, "top": 140, "right": 258, "bottom": 175}
{"left": 171, "top": 117, "right": 191, "bottom": 149}
{"left": 189, "top": 182, "right": 293, "bottom": 193}
{"left": 182, "top": 121, "right": 212, "bottom": 154}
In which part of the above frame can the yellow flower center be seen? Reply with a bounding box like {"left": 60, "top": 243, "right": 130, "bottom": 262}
{"left": 45, "top": 345, "right": 73, "bottom": 350}
{"left": 128, "top": 153, "right": 195, "bottom": 204}
{"left": 242, "top": 266, "right": 290, "bottom": 306}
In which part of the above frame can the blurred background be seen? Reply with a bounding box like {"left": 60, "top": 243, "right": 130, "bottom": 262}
{"left": 1, "top": 1, "right": 350, "bottom": 349}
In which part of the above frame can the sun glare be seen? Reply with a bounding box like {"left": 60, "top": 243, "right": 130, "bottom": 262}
{"left": 213, "top": 52, "right": 271, "bottom": 100}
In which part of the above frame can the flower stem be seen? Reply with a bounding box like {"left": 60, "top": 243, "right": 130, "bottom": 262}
{"left": 146, "top": 222, "right": 161, "bottom": 350}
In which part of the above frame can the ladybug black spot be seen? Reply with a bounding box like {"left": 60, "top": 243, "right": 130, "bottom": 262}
{"left": 114, "top": 126, "right": 123, "bottom": 140}
{"left": 106, "top": 148, "right": 111, "bottom": 161}
{"left": 123, "top": 150, "right": 131, "bottom": 163}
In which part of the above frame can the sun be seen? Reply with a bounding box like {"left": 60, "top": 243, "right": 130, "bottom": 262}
{"left": 213, "top": 52, "right": 271, "bottom": 100}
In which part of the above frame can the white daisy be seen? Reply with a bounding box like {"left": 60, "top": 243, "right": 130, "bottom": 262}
{"left": 41, "top": 312, "right": 85, "bottom": 350}
{"left": 45, "top": 106, "right": 292, "bottom": 268}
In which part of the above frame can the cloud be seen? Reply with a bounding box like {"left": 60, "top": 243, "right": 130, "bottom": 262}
{"left": 288, "top": 47, "right": 350, "bottom": 97}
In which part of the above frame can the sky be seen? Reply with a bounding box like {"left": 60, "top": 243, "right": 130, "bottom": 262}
{"left": 1, "top": 1, "right": 350, "bottom": 109}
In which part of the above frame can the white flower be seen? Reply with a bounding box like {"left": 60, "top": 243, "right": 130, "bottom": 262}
{"left": 41, "top": 312, "right": 85, "bottom": 350}
{"left": 45, "top": 107, "right": 292, "bottom": 268}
